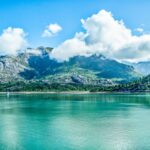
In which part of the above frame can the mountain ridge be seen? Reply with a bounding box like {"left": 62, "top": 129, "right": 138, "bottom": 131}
{"left": 0, "top": 47, "right": 142, "bottom": 91}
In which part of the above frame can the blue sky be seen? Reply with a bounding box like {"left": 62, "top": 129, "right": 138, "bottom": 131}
{"left": 0, "top": 0, "right": 150, "bottom": 48}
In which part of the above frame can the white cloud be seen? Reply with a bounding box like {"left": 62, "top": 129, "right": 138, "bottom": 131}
{"left": 0, "top": 27, "right": 27, "bottom": 55}
{"left": 136, "top": 28, "right": 144, "bottom": 33}
{"left": 42, "top": 23, "right": 62, "bottom": 37}
{"left": 51, "top": 10, "right": 150, "bottom": 62}
{"left": 26, "top": 48, "right": 42, "bottom": 55}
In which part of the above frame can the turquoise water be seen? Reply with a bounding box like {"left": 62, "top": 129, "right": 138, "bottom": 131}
{"left": 0, "top": 94, "right": 150, "bottom": 150}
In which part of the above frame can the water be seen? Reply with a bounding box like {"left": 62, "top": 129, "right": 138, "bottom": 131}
{"left": 0, "top": 94, "right": 150, "bottom": 150}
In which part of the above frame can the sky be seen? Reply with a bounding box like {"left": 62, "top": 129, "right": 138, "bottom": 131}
{"left": 1, "top": 0, "right": 150, "bottom": 62}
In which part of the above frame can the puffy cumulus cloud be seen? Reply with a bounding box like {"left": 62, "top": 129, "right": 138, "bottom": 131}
{"left": 0, "top": 27, "right": 27, "bottom": 55}
{"left": 51, "top": 10, "right": 150, "bottom": 62}
{"left": 42, "top": 23, "right": 62, "bottom": 37}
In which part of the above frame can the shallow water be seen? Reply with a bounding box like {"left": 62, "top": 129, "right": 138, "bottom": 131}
{"left": 0, "top": 93, "right": 150, "bottom": 150}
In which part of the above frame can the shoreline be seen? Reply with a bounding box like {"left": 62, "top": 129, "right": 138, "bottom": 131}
{"left": 0, "top": 91, "right": 150, "bottom": 95}
{"left": 0, "top": 91, "right": 92, "bottom": 95}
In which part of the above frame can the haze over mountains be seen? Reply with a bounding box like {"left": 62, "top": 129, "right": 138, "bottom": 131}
{"left": 132, "top": 61, "right": 150, "bottom": 75}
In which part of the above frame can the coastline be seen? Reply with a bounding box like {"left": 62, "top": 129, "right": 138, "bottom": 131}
{"left": 0, "top": 91, "right": 150, "bottom": 95}
{"left": 0, "top": 91, "right": 91, "bottom": 95}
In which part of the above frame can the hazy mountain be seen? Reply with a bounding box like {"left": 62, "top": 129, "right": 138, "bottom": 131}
{"left": 132, "top": 61, "right": 150, "bottom": 75}
{"left": 0, "top": 47, "right": 141, "bottom": 87}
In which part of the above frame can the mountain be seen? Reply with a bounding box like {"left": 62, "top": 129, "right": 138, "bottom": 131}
{"left": 132, "top": 61, "right": 150, "bottom": 75}
{"left": 0, "top": 47, "right": 141, "bottom": 91}
{"left": 62, "top": 55, "right": 140, "bottom": 83}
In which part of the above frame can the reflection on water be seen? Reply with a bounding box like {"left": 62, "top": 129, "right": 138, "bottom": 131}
{"left": 0, "top": 94, "right": 150, "bottom": 150}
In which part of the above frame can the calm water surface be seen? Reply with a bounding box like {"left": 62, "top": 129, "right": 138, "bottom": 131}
{"left": 0, "top": 93, "right": 150, "bottom": 150}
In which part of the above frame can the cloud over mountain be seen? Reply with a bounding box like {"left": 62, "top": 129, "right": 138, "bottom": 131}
{"left": 42, "top": 23, "right": 62, "bottom": 37}
{"left": 51, "top": 10, "right": 150, "bottom": 62}
{"left": 0, "top": 27, "right": 27, "bottom": 55}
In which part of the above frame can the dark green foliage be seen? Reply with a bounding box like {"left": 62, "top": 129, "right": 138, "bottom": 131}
{"left": 0, "top": 75, "right": 149, "bottom": 92}
{"left": 109, "top": 75, "right": 150, "bottom": 92}
{"left": 0, "top": 80, "right": 110, "bottom": 92}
